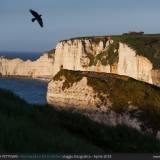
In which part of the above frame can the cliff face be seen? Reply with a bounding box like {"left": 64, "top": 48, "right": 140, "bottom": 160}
{"left": 0, "top": 36, "right": 159, "bottom": 85}
{"left": 0, "top": 52, "right": 54, "bottom": 80}
{"left": 53, "top": 38, "right": 112, "bottom": 75}
{"left": 118, "top": 43, "right": 153, "bottom": 84}
{"left": 47, "top": 69, "right": 160, "bottom": 138}
{"left": 47, "top": 77, "right": 111, "bottom": 109}
{"left": 53, "top": 38, "right": 160, "bottom": 86}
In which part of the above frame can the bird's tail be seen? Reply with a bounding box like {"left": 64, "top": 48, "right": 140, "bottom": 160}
{"left": 31, "top": 18, "right": 36, "bottom": 22}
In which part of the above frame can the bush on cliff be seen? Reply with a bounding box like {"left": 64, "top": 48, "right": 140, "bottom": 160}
{"left": 113, "top": 34, "right": 160, "bottom": 69}
{"left": 91, "top": 41, "right": 119, "bottom": 66}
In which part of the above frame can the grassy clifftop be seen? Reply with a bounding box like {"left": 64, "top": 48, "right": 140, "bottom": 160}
{"left": 53, "top": 69, "right": 160, "bottom": 110}
{"left": 53, "top": 69, "right": 160, "bottom": 136}
{"left": 1, "top": 88, "right": 160, "bottom": 152}
{"left": 54, "top": 69, "right": 160, "bottom": 106}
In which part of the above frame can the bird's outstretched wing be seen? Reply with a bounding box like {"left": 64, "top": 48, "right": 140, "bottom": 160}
{"left": 37, "top": 17, "right": 43, "bottom": 28}
{"left": 29, "top": 9, "right": 39, "bottom": 17}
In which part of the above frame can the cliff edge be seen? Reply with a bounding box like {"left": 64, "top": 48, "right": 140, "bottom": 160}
{"left": 47, "top": 69, "right": 160, "bottom": 138}
{"left": 0, "top": 34, "right": 160, "bottom": 85}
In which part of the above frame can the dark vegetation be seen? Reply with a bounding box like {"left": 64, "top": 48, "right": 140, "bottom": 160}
{"left": 117, "top": 34, "right": 160, "bottom": 69}
{"left": 53, "top": 69, "right": 83, "bottom": 90}
{"left": 46, "top": 49, "right": 55, "bottom": 58}
{"left": 122, "top": 31, "right": 144, "bottom": 36}
{"left": 0, "top": 88, "right": 101, "bottom": 153}
{"left": 108, "top": 33, "right": 160, "bottom": 69}
{"left": 54, "top": 69, "right": 160, "bottom": 137}
{"left": 91, "top": 41, "right": 119, "bottom": 66}
{"left": 1, "top": 88, "right": 160, "bottom": 152}
{"left": 60, "top": 36, "right": 109, "bottom": 43}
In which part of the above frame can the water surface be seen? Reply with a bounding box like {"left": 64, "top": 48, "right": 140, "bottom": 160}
{"left": 0, "top": 77, "right": 48, "bottom": 104}
{"left": 0, "top": 52, "right": 42, "bottom": 60}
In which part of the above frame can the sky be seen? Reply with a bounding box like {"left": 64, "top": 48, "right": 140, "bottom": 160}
{"left": 0, "top": 0, "right": 160, "bottom": 52}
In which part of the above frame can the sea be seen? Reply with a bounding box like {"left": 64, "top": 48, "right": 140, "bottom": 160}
{"left": 0, "top": 52, "right": 48, "bottom": 104}
{"left": 0, "top": 51, "right": 43, "bottom": 61}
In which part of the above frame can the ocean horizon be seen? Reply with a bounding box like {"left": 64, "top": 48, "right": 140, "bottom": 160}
{"left": 0, "top": 51, "right": 43, "bottom": 61}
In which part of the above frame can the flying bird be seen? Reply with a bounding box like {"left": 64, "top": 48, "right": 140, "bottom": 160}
{"left": 29, "top": 9, "right": 43, "bottom": 28}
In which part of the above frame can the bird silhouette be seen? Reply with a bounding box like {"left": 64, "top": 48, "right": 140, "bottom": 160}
{"left": 29, "top": 9, "right": 43, "bottom": 28}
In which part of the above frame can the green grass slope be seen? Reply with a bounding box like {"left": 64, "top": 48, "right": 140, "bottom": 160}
{"left": 1, "top": 88, "right": 160, "bottom": 152}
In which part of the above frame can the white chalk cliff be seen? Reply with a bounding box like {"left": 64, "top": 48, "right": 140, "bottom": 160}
{"left": 53, "top": 39, "right": 159, "bottom": 86}
{"left": 0, "top": 52, "right": 54, "bottom": 80}
{"left": 53, "top": 39, "right": 111, "bottom": 74}
{"left": 0, "top": 37, "right": 159, "bottom": 85}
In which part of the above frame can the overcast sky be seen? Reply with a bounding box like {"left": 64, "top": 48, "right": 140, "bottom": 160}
{"left": 0, "top": 0, "right": 160, "bottom": 52}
